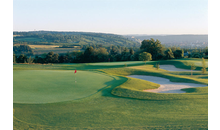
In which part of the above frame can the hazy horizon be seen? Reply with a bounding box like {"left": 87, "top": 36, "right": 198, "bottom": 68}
{"left": 13, "top": 30, "right": 208, "bottom": 36}
{"left": 13, "top": 0, "right": 208, "bottom": 35}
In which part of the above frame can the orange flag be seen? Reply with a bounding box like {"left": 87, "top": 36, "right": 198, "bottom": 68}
{"left": 74, "top": 69, "right": 77, "bottom": 74}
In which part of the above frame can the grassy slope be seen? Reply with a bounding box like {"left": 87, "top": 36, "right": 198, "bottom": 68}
{"left": 13, "top": 59, "right": 208, "bottom": 129}
{"left": 13, "top": 32, "right": 139, "bottom": 47}
{"left": 101, "top": 66, "right": 207, "bottom": 100}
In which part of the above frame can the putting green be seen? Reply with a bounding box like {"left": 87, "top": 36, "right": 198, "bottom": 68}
{"left": 13, "top": 70, "right": 115, "bottom": 104}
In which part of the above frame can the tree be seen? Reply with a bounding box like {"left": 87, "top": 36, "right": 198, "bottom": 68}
{"left": 165, "top": 48, "right": 175, "bottom": 59}
{"left": 139, "top": 52, "right": 152, "bottom": 64}
{"left": 129, "top": 48, "right": 134, "bottom": 55}
{"left": 45, "top": 51, "right": 59, "bottom": 63}
{"left": 174, "top": 49, "right": 184, "bottom": 59}
{"left": 83, "top": 46, "right": 94, "bottom": 62}
{"left": 181, "top": 49, "right": 184, "bottom": 58}
{"left": 110, "top": 47, "right": 118, "bottom": 55}
{"left": 190, "top": 63, "right": 196, "bottom": 77}
{"left": 27, "top": 56, "right": 34, "bottom": 64}
{"left": 13, "top": 54, "right": 16, "bottom": 63}
{"left": 53, "top": 54, "right": 59, "bottom": 63}
{"left": 96, "top": 47, "right": 109, "bottom": 62}
{"left": 17, "top": 54, "right": 27, "bottom": 63}
{"left": 121, "top": 52, "right": 131, "bottom": 61}
{"left": 140, "top": 38, "right": 164, "bottom": 60}
{"left": 155, "top": 63, "right": 160, "bottom": 70}
{"left": 45, "top": 51, "right": 54, "bottom": 63}
{"left": 123, "top": 47, "right": 129, "bottom": 52}
{"left": 98, "top": 47, "right": 108, "bottom": 55}
{"left": 130, "top": 54, "right": 135, "bottom": 61}
{"left": 201, "top": 58, "right": 207, "bottom": 74}
{"left": 192, "top": 52, "right": 202, "bottom": 58}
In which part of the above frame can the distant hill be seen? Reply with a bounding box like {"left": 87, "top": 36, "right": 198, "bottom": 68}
{"left": 124, "top": 34, "right": 208, "bottom": 48}
{"left": 13, "top": 31, "right": 140, "bottom": 48}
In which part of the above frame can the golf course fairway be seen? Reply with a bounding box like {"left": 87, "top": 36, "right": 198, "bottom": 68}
{"left": 13, "top": 59, "right": 208, "bottom": 129}
{"left": 13, "top": 70, "right": 118, "bottom": 103}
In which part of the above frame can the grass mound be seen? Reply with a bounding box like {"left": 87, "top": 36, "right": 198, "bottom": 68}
{"left": 100, "top": 67, "right": 208, "bottom": 100}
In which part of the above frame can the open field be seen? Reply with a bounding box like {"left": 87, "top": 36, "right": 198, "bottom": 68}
{"left": 13, "top": 44, "right": 83, "bottom": 55}
{"left": 33, "top": 47, "right": 83, "bottom": 55}
{"left": 13, "top": 58, "right": 208, "bottom": 129}
{"left": 28, "top": 45, "right": 60, "bottom": 49}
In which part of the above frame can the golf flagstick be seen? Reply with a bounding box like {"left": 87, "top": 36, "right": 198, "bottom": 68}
{"left": 75, "top": 73, "right": 76, "bottom": 83}
{"left": 74, "top": 69, "right": 77, "bottom": 83}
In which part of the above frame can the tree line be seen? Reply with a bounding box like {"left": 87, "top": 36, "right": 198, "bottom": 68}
{"left": 13, "top": 45, "right": 34, "bottom": 56}
{"left": 13, "top": 38, "right": 208, "bottom": 64}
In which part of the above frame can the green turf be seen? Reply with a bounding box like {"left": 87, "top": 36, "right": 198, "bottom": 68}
{"left": 13, "top": 59, "right": 208, "bottom": 129}
{"left": 13, "top": 70, "right": 118, "bottom": 103}
{"left": 13, "top": 58, "right": 208, "bottom": 71}
{"left": 100, "top": 67, "right": 207, "bottom": 100}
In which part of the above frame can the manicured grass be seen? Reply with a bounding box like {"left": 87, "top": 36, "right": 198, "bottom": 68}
{"left": 13, "top": 61, "right": 151, "bottom": 70}
{"left": 13, "top": 58, "right": 208, "bottom": 71}
{"left": 154, "top": 59, "right": 208, "bottom": 71}
{"left": 13, "top": 59, "right": 208, "bottom": 129}
{"left": 14, "top": 88, "right": 208, "bottom": 129}
{"left": 100, "top": 67, "right": 207, "bottom": 100}
{"left": 13, "top": 70, "right": 120, "bottom": 103}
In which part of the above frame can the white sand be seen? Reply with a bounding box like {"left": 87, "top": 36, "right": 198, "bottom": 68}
{"left": 128, "top": 75, "right": 207, "bottom": 93}
{"left": 160, "top": 65, "right": 199, "bottom": 71}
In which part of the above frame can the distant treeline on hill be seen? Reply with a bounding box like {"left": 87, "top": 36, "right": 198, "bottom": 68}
{"left": 13, "top": 45, "right": 34, "bottom": 56}
{"left": 125, "top": 34, "right": 208, "bottom": 49}
{"left": 13, "top": 31, "right": 140, "bottom": 48}
{"left": 13, "top": 38, "right": 208, "bottom": 64}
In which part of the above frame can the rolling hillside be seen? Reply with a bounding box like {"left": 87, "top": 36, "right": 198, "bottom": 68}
{"left": 13, "top": 31, "right": 140, "bottom": 48}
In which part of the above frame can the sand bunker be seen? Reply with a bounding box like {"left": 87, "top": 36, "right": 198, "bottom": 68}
{"left": 128, "top": 75, "right": 207, "bottom": 93}
{"left": 160, "top": 65, "right": 199, "bottom": 71}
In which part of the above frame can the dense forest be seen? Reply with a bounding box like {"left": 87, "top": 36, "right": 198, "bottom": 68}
{"left": 13, "top": 38, "right": 208, "bottom": 64}
{"left": 13, "top": 31, "right": 140, "bottom": 47}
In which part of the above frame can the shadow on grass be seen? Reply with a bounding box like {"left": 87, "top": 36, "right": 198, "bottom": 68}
{"left": 100, "top": 76, "right": 128, "bottom": 97}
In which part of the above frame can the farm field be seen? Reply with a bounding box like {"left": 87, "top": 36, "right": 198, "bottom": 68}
{"left": 32, "top": 47, "right": 83, "bottom": 55}
{"left": 13, "top": 58, "right": 208, "bottom": 129}
{"left": 19, "top": 44, "right": 83, "bottom": 55}
{"left": 28, "top": 45, "right": 60, "bottom": 49}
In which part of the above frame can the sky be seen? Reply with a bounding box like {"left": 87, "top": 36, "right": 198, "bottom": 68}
{"left": 13, "top": 0, "right": 208, "bottom": 35}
